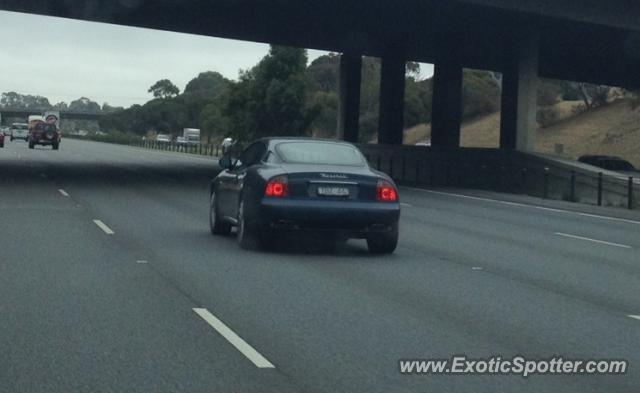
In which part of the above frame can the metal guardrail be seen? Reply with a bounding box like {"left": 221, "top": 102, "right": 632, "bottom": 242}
{"left": 357, "top": 144, "right": 637, "bottom": 210}
{"left": 129, "top": 140, "right": 222, "bottom": 157}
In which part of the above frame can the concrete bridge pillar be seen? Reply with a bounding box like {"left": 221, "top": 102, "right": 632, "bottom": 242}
{"left": 378, "top": 54, "right": 406, "bottom": 145}
{"left": 500, "top": 32, "right": 539, "bottom": 151}
{"left": 337, "top": 52, "right": 362, "bottom": 143}
{"left": 431, "top": 59, "right": 463, "bottom": 148}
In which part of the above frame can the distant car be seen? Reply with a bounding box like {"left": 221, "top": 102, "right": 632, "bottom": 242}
{"left": 0, "top": 131, "right": 4, "bottom": 148}
{"left": 578, "top": 155, "right": 638, "bottom": 176}
{"left": 28, "top": 122, "right": 61, "bottom": 150}
{"left": 209, "top": 137, "right": 401, "bottom": 253}
{"left": 176, "top": 136, "right": 188, "bottom": 145}
{"left": 156, "top": 134, "right": 171, "bottom": 144}
{"left": 10, "top": 123, "right": 28, "bottom": 142}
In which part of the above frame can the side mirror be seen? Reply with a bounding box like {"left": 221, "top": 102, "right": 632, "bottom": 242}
{"left": 218, "top": 157, "right": 232, "bottom": 169}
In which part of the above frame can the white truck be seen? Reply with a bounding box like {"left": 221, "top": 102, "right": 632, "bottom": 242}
{"left": 183, "top": 128, "right": 200, "bottom": 145}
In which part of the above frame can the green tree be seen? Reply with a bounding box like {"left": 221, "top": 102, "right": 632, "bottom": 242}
{"left": 201, "top": 98, "right": 231, "bottom": 143}
{"left": 0, "top": 92, "right": 51, "bottom": 109}
{"left": 53, "top": 102, "right": 69, "bottom": 110}
{"left": 184, "top": 71, "right": 230, "bottom": 98}
{"left": 224, "top": 45, "right": 315, "bottom": 142}
{"left": 0, "top": 91, "right": 22, "bottom": 107}
{"left": 404, "top": 76, "right": 431, "bottom": 128}
{"left": 308, "top": 91, "right": 338, "bottom": 137}
{"left": 461, "top": 69, "right": 501, "bottom": 119}
{"left": 148, "top": 79, "right": 180, "bottom": 99}
{"left": 307, "top": 54, "right": 340, "bottom": 92}
{"left": 69, "top": 97, "right": 100, "bottom": 113}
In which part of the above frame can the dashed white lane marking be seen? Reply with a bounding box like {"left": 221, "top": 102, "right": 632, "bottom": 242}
{"left": 472, "top": 267, "right": 483, "bottom": 271}
{"left": 93, "top": 219, "right": 115, "bottom": 235}
{"left": 405, "top": 188, "right": 640, "bottom": 225}
{"left": 136, "top": 260, "right": 148, "bottom": 264}
{"left": 627, "top": 315, "right": 640, "bottom": 321}
{"left": 555, "top": 232, "right": 632, "bottom": 249}
{"left": 193, "top": 308, "right": 275, "bottom": 369}
{"left": 58, "top": 189, "right": 69, "bottom": 197}
{"left": 400, "top": 202, "right": 412, "bottom": 207}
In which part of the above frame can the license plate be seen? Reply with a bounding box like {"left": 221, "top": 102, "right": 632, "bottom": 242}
{"left": 317, "top": 186, "right": 350, "bottom": 196}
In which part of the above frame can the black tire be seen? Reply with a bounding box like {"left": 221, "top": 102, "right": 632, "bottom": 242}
{"left": 366, "top": 223, "right": 399, "bottom": 254}
{"left": 209, "top": 191, "right": 231, "bottom": 235}
{"left": 237, "top": 200, "right": 261, "bottom": 250}
{"left": 52, "top": 143, "right": 59, "bottom": 150}
{"left": 0, "top": 143, "right": 3, "bottom": 148}
{"left": 10, "top": 136, "right": 13, "bottom": 141}
{"left": 28, "top": 141, "right": 34, "bottom": 149}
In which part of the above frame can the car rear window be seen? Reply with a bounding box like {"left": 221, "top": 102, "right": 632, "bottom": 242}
{"left": 275, "top": 141, "right": 365, "bottom": 166}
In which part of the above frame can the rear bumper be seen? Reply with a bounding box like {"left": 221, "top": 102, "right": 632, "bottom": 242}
{"left": 30, "top": 136, "right": 59, "bottom": 145}
{"left": 258, "top": 198, "right": 400, "bottom": 234}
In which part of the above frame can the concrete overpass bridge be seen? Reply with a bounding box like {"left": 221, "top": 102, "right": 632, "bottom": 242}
{"left": 0, "top": 108, "right": 104, "bottom": 123}
{"left": 1, "top": 0, "right": 638, "bottom": 151}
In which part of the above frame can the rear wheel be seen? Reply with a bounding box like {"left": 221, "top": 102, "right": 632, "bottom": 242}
{"left": 237, "top": 200, "right": 262, "bottom": 250}
{"left": 0, "top": 142, "right": 3, "bottom": 148}
{"left": 10, "top": 136, "right": 13, "bottom": 141}
{"left": 366, "top": 223, "right": 399, "bottom": 254}
{"left": 209, "top": 191, "right": 231, "bottom": 235}
{"left": 52, "top": 143, "right": 59, "bottom": 150}
{"left": 28, "top": 141, "right": 34, "bottom": 149}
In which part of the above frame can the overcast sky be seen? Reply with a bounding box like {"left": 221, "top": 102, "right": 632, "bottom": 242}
{"left": 0, "top": 10, "right": 433, "bottom": 109}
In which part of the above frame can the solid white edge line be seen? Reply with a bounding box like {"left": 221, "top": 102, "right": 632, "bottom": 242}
{"left": 627, "top": 315, "right": 640, "bottom": 321}
{"left": 577, "top": 213, "right": 640, "bottom": 225}
{"left": 193, "top": 308, "right": 275, "bottom": 369}
{"left": 555, "top": 232, "right": 632, "bottom": 249}
{"left": 93, "top": 219, "right": 115, "bottom": 235}
{"left": 58, "top": 189, "right": 69, "bottom": 197}
{"left": 403, "top": 187, "right": 640, "bottom": 225}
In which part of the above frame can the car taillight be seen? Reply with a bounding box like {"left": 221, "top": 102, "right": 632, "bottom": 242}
{"left": 376, "top": 179, "right": 398, "bottom": 201}
{"left": 265, "top": 175, "right": 289, "bottom": 197}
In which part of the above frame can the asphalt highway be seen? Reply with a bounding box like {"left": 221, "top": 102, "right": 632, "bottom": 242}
{"left": 1, "top": 139, "right": 639, "bottom": 392}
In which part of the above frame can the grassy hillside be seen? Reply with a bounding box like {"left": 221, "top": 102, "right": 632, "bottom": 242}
{"left": 401, "top": 98, "right": 640, "bottom": 168}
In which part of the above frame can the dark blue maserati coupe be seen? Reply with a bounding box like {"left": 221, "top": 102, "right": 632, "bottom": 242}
{"left": 209, "top": 137, "right": 400, "bottom": 253}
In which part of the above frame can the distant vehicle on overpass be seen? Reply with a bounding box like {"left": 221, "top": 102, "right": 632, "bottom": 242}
{"left": 176, "top": 136, "right": 188, "bottom": 145}
{"left": 209, "top": 137, "right": 401, "bottom": 253}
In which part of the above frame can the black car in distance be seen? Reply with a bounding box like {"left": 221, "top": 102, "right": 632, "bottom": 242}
{"left": 209, "top": 138, "right": 401, "bottom": 254}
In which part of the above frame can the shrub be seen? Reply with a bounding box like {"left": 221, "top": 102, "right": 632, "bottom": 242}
{"left": 536, "top": 107, "right": 560, "bottom": 128}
